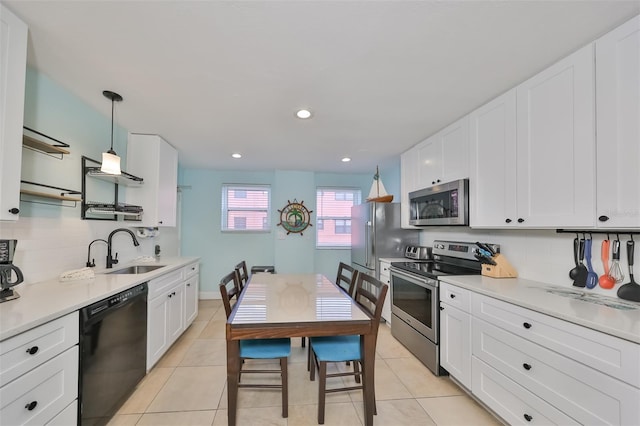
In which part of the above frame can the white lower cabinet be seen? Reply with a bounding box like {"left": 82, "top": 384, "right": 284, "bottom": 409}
{"left": 439, "top": 282, "right": 640, "bottom": 426}
{"left": 47, "top": 400, "right": 78, "bottom": 426}
{"left": 439, "top": 282, "right": 472, "bottom": 388}
{"left": 147, "top": 263, "right": 200, "bottom": 370}
{"left": 379, "top": 260, "right": 392, "bottom": 322}
{"left": 0, "top": 311, "right": 79, "bottom": 426}
{"left": 472, "top": 356, "right": 578, "bottom": 425}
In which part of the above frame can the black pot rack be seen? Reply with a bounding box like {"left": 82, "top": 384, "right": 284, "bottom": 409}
{"left": 556, "top": 229, "right": 640, "bottom": 239}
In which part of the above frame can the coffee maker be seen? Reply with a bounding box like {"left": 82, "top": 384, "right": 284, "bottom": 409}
{"left": 0, "top": 239, "right": 24, "bottom": 302}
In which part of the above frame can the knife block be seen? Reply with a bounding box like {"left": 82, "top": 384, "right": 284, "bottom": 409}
{"left": 481, "top": 254, "right": 518, "bottom": 278}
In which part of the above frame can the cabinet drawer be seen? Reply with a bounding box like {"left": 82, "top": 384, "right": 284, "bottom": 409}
{"left": 472, "top": 356, "right": 579, "bottom": 425}
{"left": 473, "top": 318, "right": 640, "bottom": 425}
{"left": 148, "top": 269, "right": 183, "bottom": 299}
{"left": 471, "top": 292, "right": 640, "bottom": 387}
{"left": 183, "top": 262, "right": 199, "bottom": 278}
{"left": 46, "top": 400, "right": 77, "bottom": 426}
{"left": 0, "top": 346, "right": 78, "bottom": 426}
{"left": 440, "top": 282, "right": 471, "bottom": 312}
{"left": 0, "top": 311, "right": 79, "bottom": 386}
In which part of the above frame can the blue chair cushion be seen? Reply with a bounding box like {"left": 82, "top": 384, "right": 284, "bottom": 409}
{"left": 310, "top": 335, "right": 361, "bottom": 362}
{"left": 240, "top": 338, "right": 291, "bottom": 359}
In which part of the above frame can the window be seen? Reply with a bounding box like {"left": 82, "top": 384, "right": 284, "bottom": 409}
{"left": 316, "top": 187, "right": 361, "bottom": 248}
{"left": 334, "top": 219, "right": 350, "bottom": 234}
{"left": 222, "top": 184, "right": 271, "bottom": 231}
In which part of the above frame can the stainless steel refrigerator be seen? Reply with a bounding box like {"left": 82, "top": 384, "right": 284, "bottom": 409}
{"left": 351, "top": 203, "right": 420, "bottom": 278}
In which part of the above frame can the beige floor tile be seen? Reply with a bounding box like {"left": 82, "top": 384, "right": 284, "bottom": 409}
{"left": 212, "top": 407, "right": 287, "bottom": 426}
{"left": 146, "top": 366, "right": 227, "bottom": 412}
{"left": 155, "top": 335, "right": 196, "bottom": 368}
{"left": 386, "top": 357, "right": 464, "bottom": 398}
{"left": 288, "top": 402, "right": 363, "bottom": 426}
{"left": 136, "top": 410, "right": 216, "bottom": 426}
{"left": 212, "top": 308, "right": 228, "bottom": 321}
{"left": 117, "top": 367, "right": 175, "bottom": 414}
{"left": 199, "top": 299, "right": 222, "bottom": 309}
{"left": 106, "top": 414, "right": 141, "bottom": 426}
{"left": 182, "top": 320, "right": 209, "bottom": 339}
{"left": 418, "top": 395, "right": 503, "bottom": 426}
{"left": 289, "top": 362, "right": 352, "bottom": 406}
{"left": 180, "top": 338, "right": 227, "bottom": 366}
{"left": 195, "top": 307, "right": 218, "bottom": 322}
{"left": 355, "top": 398, "right": 436, "bottom": 426}
{"left": 375, "top": 326, "right": 415, "bottom": 359}
{"left": 199, "top": 319, "right": 227, "bottom": 339}
{"left": 345, "top": 358, "right": 412, "bottom": 402}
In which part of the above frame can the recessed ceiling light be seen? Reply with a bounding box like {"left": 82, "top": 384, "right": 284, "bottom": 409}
{"left": 296, "top": 109, "right": 312, "bottom": 119}
{"left": 341, "top": 157, "right": 351, "bottom": 162}
{"left": 232, "top": 153, "right": 242, "bottom": 159}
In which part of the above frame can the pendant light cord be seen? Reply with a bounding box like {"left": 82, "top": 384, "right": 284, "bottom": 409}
{"left": 110, "top": 96, "right": 115, "bottom": 152}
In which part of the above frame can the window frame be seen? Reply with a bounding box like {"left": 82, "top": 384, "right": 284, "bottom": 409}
{"left": 221, "top": 184, "right": 271, "bottom": 233}
{"left": 315, "top": 186, "right": 361, "bottom": 249}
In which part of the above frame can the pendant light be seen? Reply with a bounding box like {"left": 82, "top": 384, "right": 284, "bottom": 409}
{"left": 101, "top": 90, "right": 123, "bottom": 175}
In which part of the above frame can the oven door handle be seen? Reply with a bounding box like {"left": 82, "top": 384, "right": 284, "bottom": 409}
{"left": 390, "top": 267, "right": 437, "bottom": 289}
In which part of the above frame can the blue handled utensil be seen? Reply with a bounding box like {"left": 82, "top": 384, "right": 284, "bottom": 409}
{"left": 585, "top": 238, "right": 598, "bottom": 289}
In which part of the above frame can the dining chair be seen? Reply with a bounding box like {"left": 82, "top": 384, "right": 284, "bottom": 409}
{"left": 307, "top": 262, "right": 359, "bottom": 368}
{"left": 336, "top": 262, "right": 358, "bottom": 298}
{"left": 234, "top": 260, "right": 249, "bottom": 292}
{"left": 219, "top": 271, "right": 291, "bottom": 418}
{"left": 308, "top": 272, "right": 388, "bottom": 424}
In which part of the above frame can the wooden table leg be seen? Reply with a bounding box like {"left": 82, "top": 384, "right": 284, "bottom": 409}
{"left": 226, "top": 334, "right": 240, "bottom": 426}
{"left": 362, "top": 333, "right": 375, "bottom": 426}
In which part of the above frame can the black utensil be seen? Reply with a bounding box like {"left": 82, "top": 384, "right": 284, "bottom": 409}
{"left": 569, "top": 237, "right": 580, "bottom": 280}
{"left": 617, "top": 240, "right": 640, "bottom": 302}
{"left": 475, "top": 242, "right": 496, "bottom": 256}
{"left": 572, "top": 238, "right": 588, "bottom": 287}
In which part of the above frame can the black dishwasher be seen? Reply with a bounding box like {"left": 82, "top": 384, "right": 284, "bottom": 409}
{"left": 79, "top": 283, "right": 148, "bottom": 425}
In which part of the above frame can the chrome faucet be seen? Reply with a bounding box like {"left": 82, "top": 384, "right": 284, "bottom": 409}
{"left": 106, "top": 228, "right": 140, "bottom": 268}
{"left": 86, "top": 239, "right": 107, "bottom": 267}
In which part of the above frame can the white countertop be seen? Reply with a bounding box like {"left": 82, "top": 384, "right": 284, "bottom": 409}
{"left": 0, "top": 257, "right": 199, "bottom": 341}
{"left": 379, "top": 257, "right": 411, "bottom": 264}
{"left": 440, "top": 275, "right": 640, "bottom": 344}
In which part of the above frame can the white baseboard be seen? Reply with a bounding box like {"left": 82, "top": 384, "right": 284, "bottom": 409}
{"left": 199, "top": 291, "right": 220, "bottom": 300}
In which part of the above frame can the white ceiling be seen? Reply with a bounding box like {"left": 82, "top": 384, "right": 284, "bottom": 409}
{"left": 5, "top": 1, "right": 639, "bottom": 173}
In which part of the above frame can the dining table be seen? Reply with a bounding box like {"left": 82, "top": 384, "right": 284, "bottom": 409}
{"left": 225, "top": 273, "right": 376, "bottom": 426}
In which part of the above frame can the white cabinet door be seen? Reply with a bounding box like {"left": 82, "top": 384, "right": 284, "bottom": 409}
{"left": 379, "top": 261, "right": 392, "bottom": 322}
{"left": 440, "top": 303, "right": 471, "bottom": 389}
{"left": 417, "top": 135, "right": 442, "bottom": 188}
{"left": 440, "top": 115, "right": 470, "bottom": 183}
{"left": 400, "top": 148, "right": 419, "bottom": 229}
{"left": 595, "top": 15, "right": 640, "bottom": 229}
{"left": 184, "top": 274, "right": 199, "bottom": 326}
{"left": 0, "top": 5, "right": 27, "bottom": 221}
{"left": 166, "top": 283, "right": 185, "bottom": 344}
{"left": 516, "top": 44, "right": 595, "bottom": 228}
{"left": 127, "top": 134, "right": 178, "bottom": 227}
{"left": 147, "top": 294, "right": 169, "bottom": 369}
{"left": 469, "top": 89, "right": 518, "bottom": 227}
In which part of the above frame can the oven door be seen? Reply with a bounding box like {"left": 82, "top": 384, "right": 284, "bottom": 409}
{"left": 390, "top": 267, "right": 438, "bottom": 343}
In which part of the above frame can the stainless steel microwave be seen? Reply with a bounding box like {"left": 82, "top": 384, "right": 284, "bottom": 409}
{"left": 408, "top": 179, "right": 469, "bottom": 226}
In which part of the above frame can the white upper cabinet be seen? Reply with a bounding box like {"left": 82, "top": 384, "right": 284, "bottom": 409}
{"left": 469, "top": 89, "right": 518, "bottom": 227}
{"left": 127, "top": 134, "right": 178, "bottom": 227}
{"left": 515, "top": 44, "right": 595, "bottom": 228}
{"left": 595, "top": 15, "right": 640, "bottom": 229}
{"left": 400, "top": 148, "right": 420, "bottom": 228}
{"left": 0, "top": 5, "right": 27, "bottom": 221}
{"left": 418, "top": 115, "right": 470, "bottom": 188}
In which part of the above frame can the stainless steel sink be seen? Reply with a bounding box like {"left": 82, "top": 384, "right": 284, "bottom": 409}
{"left": 106, "top": 265, "right": 166, "bottom": 274}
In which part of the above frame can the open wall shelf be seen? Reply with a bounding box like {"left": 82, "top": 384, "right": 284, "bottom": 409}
{"left": 20, "top": 180, "right": 81, "bottom": 208}
{"left": 22, "top": 127, "right": 71, "bottom": 159}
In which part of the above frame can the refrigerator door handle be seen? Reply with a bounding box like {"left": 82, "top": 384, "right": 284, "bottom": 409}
{"left": 365, "top": 220, "right": 372, "bottom": 267}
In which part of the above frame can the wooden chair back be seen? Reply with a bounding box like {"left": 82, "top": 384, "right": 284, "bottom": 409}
{"left": 353, "top": 272, "right": 388, "bottom": 339}
{"left": 335, "top": 262, "right": 358, "bottom": 298}
{"left": 234, "top": 260, "right": 249, "bottom": 291}
{"left": 219, "top": 270, "right": 241, "bottom": 318}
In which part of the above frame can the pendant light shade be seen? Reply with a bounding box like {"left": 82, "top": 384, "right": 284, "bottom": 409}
{"left": 101, "top": 90, "right": 123, "bottom": 175}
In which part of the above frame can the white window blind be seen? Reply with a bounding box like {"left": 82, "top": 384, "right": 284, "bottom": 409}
{"left": 316, "top": 187, "right": 361, "bottom": 248}
{"left": 222, "top": 184, "right": 271, "bottom": 231}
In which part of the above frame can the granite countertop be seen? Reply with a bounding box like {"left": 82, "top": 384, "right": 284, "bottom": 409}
{"left": 440, "top": 275, "right": 640, "bottom": 344}
{"left": 0, "top": 256, "right": 199, "bottom": 341}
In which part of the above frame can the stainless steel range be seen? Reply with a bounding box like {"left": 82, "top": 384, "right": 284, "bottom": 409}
{"left": 390, "top": 240, "right": 498, "bottom": 376}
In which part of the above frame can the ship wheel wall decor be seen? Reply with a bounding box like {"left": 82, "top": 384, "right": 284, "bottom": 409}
{"left": 277, "top": 199, "right": 313, "bottom": 236}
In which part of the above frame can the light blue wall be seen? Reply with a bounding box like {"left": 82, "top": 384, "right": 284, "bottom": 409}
{"left": 179, "top": 168, "right": 374, "bottom": 294}
{"left": 21, "top": 67, "right": 128, "bottom": 218}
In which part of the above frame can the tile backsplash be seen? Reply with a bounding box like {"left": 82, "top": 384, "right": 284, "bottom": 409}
{"left": 0, "top": 217, "right": 180, "bottom": 284}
